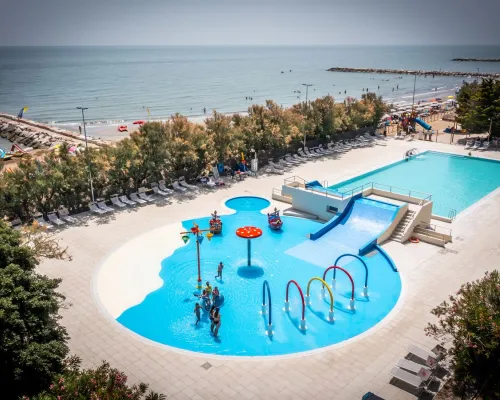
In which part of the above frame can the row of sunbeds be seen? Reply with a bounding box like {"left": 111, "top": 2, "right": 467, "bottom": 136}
{"left": 464, "top": 139, "right": 491, "bottom": 151}
{"left": 264, "top": 133, "right": 387, "bottom": 174}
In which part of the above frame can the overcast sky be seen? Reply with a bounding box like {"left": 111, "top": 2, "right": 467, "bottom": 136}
{"left": 1, "top": 0, "right": 499, "bottom": 46}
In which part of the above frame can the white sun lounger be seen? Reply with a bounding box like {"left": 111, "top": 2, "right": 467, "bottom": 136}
{"left": 35, "top": 214, "right": 53, "bottom": 229}
{"left": 306, "top": 147, "right": 322, "bottom": 157}
{"left": 151, "top": 182, "right": 172, "bottom": 195}
{"left": 89, "top": 202, "right": 107, "bottom": 215}
{"left": 285, "top": 155, "right": 300, "bottom": 165}
{"left": 478, "top": 141, "right": 490, "bottom": 151}
{"left": 172, "top": 180, "right": 187, "bottom": 192}
{"left": 472, "top": 141, "right": 481, "bottom": 150}
{"left": 292, "top": 153, "right": 307, "bottom": 163}
{"left": 158, "top": 180, "right": 175, "bottom": 194}
{"left": 110, "top": 194, "right": 127, "bottom": 208}
{"left": 407, "top": 344, "right": 442, "bottom": 365}
{"left": 298, "top": 149, "right": 314, "bottom": 158}
{"left": 129, "top": 193, "right": 147, "bottom": 204}
{"left": 119, "top": 195, "right": 136, "bottom": 206}
{"left": 268, "top": 160, "right": 284, "bottom": 170}
{"left": 198, "top": 176, "right": 217, "bottom": 188}
{"left": 464, "top": 140, "right": 474, "bottom": 149}
{"left": 47, "top": 211, "right": 65, "bottom": 226}
{"left": 58, "top": 206, "right": 78, "bottom": 223}
{"left": 313, "top": 147, "right": 326, "bottom": 156}
{"left": 396, "top": 359, "right": 434, "bottom": 381}
{"left": 265, "top": 165, "right": 284, "bottom": 175}
{"left": 178, "top": 176, "right": 199, "bottom": 191}
{"left": 97, "top": 201, "right": 114, "bottom": 213}
{"left": 138, "top": 187, "right": 154, "bottom": 202}
{"left": 279, "top": 158, "right": 293, "bottom": 168}
{"left": 389, "top": 367, "right": 429, "bottom": 396}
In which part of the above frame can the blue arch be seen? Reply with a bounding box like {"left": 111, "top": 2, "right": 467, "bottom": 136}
{"left": 262, "top": 280, "right": 272, "bottom": 326}
{"left": 334, "top": 253, "right": 368, "bottom": 287}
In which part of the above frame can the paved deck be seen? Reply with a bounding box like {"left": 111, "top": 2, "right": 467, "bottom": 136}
{"left": 38, "top": 139, "right": 500, "bottom": 400}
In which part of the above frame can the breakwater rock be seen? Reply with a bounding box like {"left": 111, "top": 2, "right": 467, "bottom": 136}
{"left": 452, "top": 58, "right": 500, "bottom": 62}
{"left": 327, "top": 67, "right": 500, "bottom": 78}
{"left": 0, "top": 114, "right": 108, "bottom": 151}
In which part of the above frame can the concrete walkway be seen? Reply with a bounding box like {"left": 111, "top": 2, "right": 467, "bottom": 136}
{"left": 38, "top": 139, "right": 500, "bottom": 400}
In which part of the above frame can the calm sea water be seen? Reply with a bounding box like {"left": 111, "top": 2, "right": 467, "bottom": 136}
{"left": 1, "top": 46, "right": 499, "bottom": 127}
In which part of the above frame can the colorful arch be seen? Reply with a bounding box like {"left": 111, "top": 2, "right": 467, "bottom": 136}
{"left": 306, "top": 277, "right": 334, "bottom": 312}
{"left": 262, "top": 280, "right": 272, "bottom": 326}
{"left": 334, "top": 253, "right": 368, "bottom": 288}
{"left": 285, "top": 280, "right": 306, "bottom": 320}
{"left": 322, "top": 266, "right": 355, "bottom": 300}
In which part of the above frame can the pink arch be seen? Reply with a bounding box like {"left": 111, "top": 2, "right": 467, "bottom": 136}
{"left": 322, "top": 266, "right": 355, "bottom": 301}
{"left": 285, "top": 280, "right": 306, "bottom": 320}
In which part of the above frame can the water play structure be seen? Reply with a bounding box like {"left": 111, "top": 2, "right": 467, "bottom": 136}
{"left": 306, "top": 277, "right": 335, "bottom": 322}
{"left": 414, "top": 118, "right": 432, "bottom": 131}
{"left": 180, "top": 222, "right": 213, "bottom": 288}
{"left": 284, "top": 280, "right": 307, "bottom": 330}
{"left": 267, "top": 208, "right": 283, "bottom": 230}
{"left": 236, "top": 226, "right": 263, "bottom": 266}
{"left": 322, "top": 265, "right": 357, "bottom": 310}
{"left": 209, "top": 210, "right": 223, "bottom": 234}
{"left": 261, "top": 280, "right": 273, "bottom": 336}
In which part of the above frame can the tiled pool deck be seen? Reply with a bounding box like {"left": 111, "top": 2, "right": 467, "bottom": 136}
{"left": 38, "top": 139, "right": 500, "bottom": 399}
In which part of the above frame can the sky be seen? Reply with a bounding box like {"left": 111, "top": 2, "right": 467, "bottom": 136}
{"left": 1, "top": 0, "right": 499, "bottom": 46}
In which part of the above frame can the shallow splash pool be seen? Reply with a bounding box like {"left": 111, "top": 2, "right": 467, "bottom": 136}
{"left": 116, "top": 197, "right": 402, "bottom": 356}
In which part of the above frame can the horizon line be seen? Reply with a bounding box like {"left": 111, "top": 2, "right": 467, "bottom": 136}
{"left": 1, "top": 43, "right": 499, "bottom": 47}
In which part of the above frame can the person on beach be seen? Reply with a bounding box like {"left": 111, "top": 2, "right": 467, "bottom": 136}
{"left": 203, "top": 107, "right": 206, "bottom": 114}
{"left": 215, "top": 262, "right": 224, "bottom": 280}
{"left": 194, "top": 303, "right": 202, "bottom": 325}
{"left": 211, "top": 308, "right": 221, "bottom": 337}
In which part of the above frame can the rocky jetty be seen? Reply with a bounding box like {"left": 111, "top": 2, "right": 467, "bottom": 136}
{"left": 0, "top": 114, "right": 108, "bottom": 151}
{"left": 327, "top": 67, "right": 500, "bottom": 78}
{"left": 452, "top": 58, "right": 500, "bottom": 62}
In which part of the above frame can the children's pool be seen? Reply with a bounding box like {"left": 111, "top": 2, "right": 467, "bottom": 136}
{"left": 116, "top": 196, "right": 401, "bottom": 357}
{"left": 328, "top": 151, "right": 500, "bottom": 217}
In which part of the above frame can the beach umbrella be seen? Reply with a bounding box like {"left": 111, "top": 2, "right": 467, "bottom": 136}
{"left": 447, "top": 95, "right": 454, "bottom": 99}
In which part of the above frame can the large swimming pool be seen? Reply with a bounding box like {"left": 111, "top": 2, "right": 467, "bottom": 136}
{"left": 329, "top": 151, "right": 500, "bottom": 217}
{"left": 117, "top": 196, "right": 402, "bottom": 356}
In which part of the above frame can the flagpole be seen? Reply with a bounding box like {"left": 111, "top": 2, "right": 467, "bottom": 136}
{"left": 77, "top": 107, "right": 95, "bottom": 203}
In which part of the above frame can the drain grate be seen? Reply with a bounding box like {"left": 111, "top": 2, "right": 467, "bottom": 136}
{"left": 455, "top": 236, "right": 464, "bottom": 241}
{"left": 201, "top": 362, "right": 212, "bottom": 370}
{"left": 439, "top": 248, "right": 459, "bottom": 255}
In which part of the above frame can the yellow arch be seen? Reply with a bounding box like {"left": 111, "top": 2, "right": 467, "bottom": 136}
{"left": 307, "top": 277, "right": 334, "bottom": 312}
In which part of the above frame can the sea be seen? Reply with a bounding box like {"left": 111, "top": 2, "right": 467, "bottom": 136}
{"left": 1, "top": 45, "right": 499, "bottom": 135}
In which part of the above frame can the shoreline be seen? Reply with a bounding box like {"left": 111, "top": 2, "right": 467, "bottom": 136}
{"left": 327, "top": 67, "right": 500, "bottom": 78}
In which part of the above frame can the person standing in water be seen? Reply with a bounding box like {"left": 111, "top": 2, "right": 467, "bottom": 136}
{"left": 215, "top": 262, "right": 224, "bottom": 280}
{"left": 212, "top": 308, "right": 221, "bottom": 337}
{"left": 203, "top": 107, "right": 207, "bottom": 114}
{"left": 194, "top": 303, "right": 202, "bottom": 325}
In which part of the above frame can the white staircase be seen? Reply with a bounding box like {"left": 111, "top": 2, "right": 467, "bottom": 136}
{"left": 390, "top": 210, "right": 416, "bottom": 242}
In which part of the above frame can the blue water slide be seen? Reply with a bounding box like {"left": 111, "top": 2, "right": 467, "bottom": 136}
{"left": 415, "top": 118, "right": 432, "bottom": 131}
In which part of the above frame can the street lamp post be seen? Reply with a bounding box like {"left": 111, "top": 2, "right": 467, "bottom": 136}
{"left": 77, "top": 107, "right": 95, "bottom": 202}
{"left": 302, "top": 83, "right": 313, "bottom": 149}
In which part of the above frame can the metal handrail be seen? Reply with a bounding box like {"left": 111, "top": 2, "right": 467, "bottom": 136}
{"left": 415, "top": 223, "right": 452, "bottom": 241}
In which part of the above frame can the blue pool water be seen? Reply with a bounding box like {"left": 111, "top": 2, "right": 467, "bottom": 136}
{"left": 117, "top": 196, "right": 401, "bottom": 356}
{"left": 329, "top": 151, "right": 500, "bottom": 217}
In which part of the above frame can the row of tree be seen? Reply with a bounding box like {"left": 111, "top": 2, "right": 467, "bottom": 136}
{"left": 0, "top": 94, "right": 387, "bottom": 220}
{"left": 455, "top": 78, "right": 500, "bottom": 136}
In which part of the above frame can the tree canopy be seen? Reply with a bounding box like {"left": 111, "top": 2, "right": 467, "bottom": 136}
{"left": 456, "top": 79, "right": 500, "bottom": 136}
{"left": 426, "top": 270, "right": 500, "bottom": 399}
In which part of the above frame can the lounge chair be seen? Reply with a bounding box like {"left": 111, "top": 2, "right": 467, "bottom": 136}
{"left": 320, "top": 144, "right": 334, "bottom": 154}
{"left": 129, "top": 193, "right": 147, "bottom": 204}
{"left": 89, "top": 202, "right": 107, "bottom": 215}
{"left": 97, "top": 200, "right": 114, "bottom": 213}
{"left": 313, "top": 146, "right": 327, "bottom": 156}
{"left": 119, "top": 195, "right": 136, "bottom": 206}
{"left": 34, "top": 214, "right": 53, "bottom": 228}
{"left": 396, "top": 359, "right": 434, "bottom": 381}
{"left": 209, "top": 170, "right": 225, "bottom": 185}
{"left": 47, "top": 211, "right": 65, "bottom": 226}
{"left": 292, "top": 153, "right": 307, "bottom": 163}
{"left": 198, "top": 176, "right": 217, "bottom": 188}
{"left": 464, "top": 139, "right": 474, "bottom": 149}
{"left": 58, "top": 206, "right": 78, "bottom": 223}
{"left": 306, "top": 147, "right": 321, "bottom": 157}
{"left": 268, "top": 160, "right": 284, "bottom": 170}
{"left": 407, "top": 344, "right": 443, "bottom": 365}
{"left": 478, "top": 141, "right": 490, "bottom": 151}
{"left": 138, "top": 187, "right": 154, "bottom": 202}
{"left": 178, "top": 176, "right": 200, "bottom": 191}
{"left": 265, "top": 165, "right": 284, "bottom": 175}
{"left": 151, "top": 182, "right": 173, "bottom": 195}
{"left": 172, "top": 180, "right": 187, "bottom": 193}
{"left": 9, "top": 217, "right": 22, "bottom": 229}
{"left": 110, "top": 194, "right": 127, "bottom": 208}
{"left": 389, "top": 367, "right": 429, "bottom": 396}
{"left": 284, "top": 155, "right": 300, "bottom": 165}
{"left": 472, "top": 140, "right": 481, "bottom": 150}
{"left": 279, "top": 158, "right": 294, "bottom": 168}
{"left": 158, "top": 180, "right": 175, "bottom": 194}
{"left": 298, "top": 149, "right": 314, "bottom": 158}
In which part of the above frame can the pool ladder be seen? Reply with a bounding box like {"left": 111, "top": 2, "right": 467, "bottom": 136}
{"left": 448, "top": 209, "right": 457, "bottom": 220}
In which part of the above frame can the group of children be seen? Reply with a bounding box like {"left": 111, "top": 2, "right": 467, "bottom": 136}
{"left": 193, "top": 262, "right": 224, "bottom": 337}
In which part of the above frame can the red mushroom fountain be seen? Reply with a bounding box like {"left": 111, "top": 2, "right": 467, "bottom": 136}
{"left": 236, "top": 226, "right": 263, "bottom": 266}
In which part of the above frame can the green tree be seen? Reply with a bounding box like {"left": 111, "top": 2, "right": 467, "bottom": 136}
{"left": 0, "top": 221, "right": 69, "bottom": 399}
{"left": 426, "top": 270, "right": 500, "bottom": 399}
{"left": 205, "top": 111, "right": 243, "bottom": 163}
{"left": 31, "top": 356, "right": 165, "bottom": 400}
